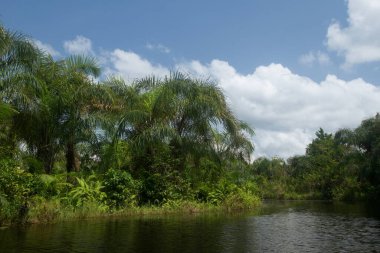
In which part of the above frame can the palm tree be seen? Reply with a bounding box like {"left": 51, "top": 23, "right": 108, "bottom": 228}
{"left": 1, "top": 38, "right": 102, "bottom": 173}
{"left": 13, "top": 56, "right": 67, "bottom": 173}
{"left": 0, "top": 24, "right": 40, "bottom": 107}
{"left": 58, "top": 55, "right": 101, "bottom": 172}
{"left": 113, "top": 72, "right": 254, "bottom": 173}
{"left": 0, "top": 24, "right": 41, "bottom": 159}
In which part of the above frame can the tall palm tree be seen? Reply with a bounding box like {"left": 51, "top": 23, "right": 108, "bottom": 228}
{"left": 11, "top": 56, "right": 66, "bottom": 173}
{"left": 114, "top": 72, "right": 254, "bottom": 173}
{"left": 1, "top": 35, "right": 102, "bottom": 173}
{"left": 0, "top": 24, "right": 41, "bottom": 159}
{"left": 58, "top": 55, "right": 101, "bottom": 172}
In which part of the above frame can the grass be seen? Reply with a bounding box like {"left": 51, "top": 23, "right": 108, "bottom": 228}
{"left": 23, "top": 198, "right": 260, "bottom": 225}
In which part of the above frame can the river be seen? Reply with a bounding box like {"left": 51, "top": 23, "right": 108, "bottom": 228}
{"left": 0, "top": 201, "right": 379, "bottom": 252}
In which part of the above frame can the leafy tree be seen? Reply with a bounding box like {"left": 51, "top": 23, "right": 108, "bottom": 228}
{"left": 353, "top": 114, "right": 380, "bottom": 199}
{"left": 304, "top": 128, "right": 342, "bottom": 199}
{"left": 252, "top": 157, "right": 286, "bottom": 179}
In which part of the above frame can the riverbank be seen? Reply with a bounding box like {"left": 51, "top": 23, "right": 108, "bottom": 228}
{"left": 3, "top": 196, "right": 261, "bottom": 227}
{"left": 0, "top": 166, "right": 262, "bottom": 227}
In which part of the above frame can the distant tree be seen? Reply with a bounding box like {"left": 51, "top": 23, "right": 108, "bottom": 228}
{"left": 305, "top": 128, "right": 341, "bottom": 198}
{"left": 354, "top": 114, "right": 380, "bottom": 198}
{"left": 252, "top": 157, "right": 286, "bottom": 179}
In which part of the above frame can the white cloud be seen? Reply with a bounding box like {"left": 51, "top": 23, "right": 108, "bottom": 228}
{"left": 254, "top": 129, "right": 312, "bottom": 158}
{"left": 32, "top": 39, "right": 60, "bottom": 57}
{"left": 299, "top": 51, "right": 331, "bottom": 66}
{"left": 105, "top": 49, "right": 170, "bottom": 81}
{"left": 146, "top": 43, "right": 170, "bottom": 53}
{"left": 63, "top": 35, "right": 93, "bottom": 55}
{"left": 177, "top": 60, "right": 380, "bottom": 158}
{"left": 96, "top": 46, "right": 380, "bottom": 158}
{"left": 326, "top": 0, "right": 380, "bottom": 68}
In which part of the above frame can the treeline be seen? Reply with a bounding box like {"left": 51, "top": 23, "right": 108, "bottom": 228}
{"left": 252, "top": 117, "right": 380, "bottom": 202}
{"left": 0, "top": 25, "right": 259, "bottom": 224}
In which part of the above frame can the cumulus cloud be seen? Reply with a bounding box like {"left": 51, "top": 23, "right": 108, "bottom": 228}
{"left": 177, "top": 60, "right": 380, "bottom": 157}
{"left": 63, "top": 35, "right": 93, "bottom": 55}
{"left": 105, "top": 49, "right": 170, "bottom": 81}
{"left": 91, "top": 45, "right": 380, "bottom": 158}
{"left": 146, "top": 43, "right": 170, "bottom": 53}
{"left": 326, "top": 0, "right": 380, "bottom": 68}
{"left": 32, "top": 39, "right": 60, "bottom": 57}
{"left": 299, "top": 51, "right": 331, "bottom": 66}
{"left": 254, "top": 129, "right": 312, "bottom": 158}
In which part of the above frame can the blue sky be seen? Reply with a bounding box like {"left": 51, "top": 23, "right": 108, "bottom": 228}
{"left": 2, "top": 0, "right": 380, "bottom": 157}
{"left": 3, "top": 0, "right": 350, "bottom": 80}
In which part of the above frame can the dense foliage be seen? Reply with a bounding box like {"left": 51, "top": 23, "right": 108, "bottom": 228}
{"left": 252, "top": 118, "right": 380, "bottom": 201}
{"left": 0, "top": 25, "right": 259, "bottom": 225}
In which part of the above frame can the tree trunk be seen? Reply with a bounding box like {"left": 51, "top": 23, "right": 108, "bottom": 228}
{"left": 66, "top": 141, "right": 80, "bottom": 172}
{"left": 37, "top": 147, "right": 54, "bottom": 174}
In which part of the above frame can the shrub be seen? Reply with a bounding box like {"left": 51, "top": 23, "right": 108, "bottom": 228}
{"left": 195, "top": 180, "right": 238, "bottom": 205}
{"left": 28, "top": 197, "right": 61, "bottom": 223}
{"left": 66, "top": 175, "right": 106, "bottom": 209}
{"left": 223, "top": 189, "right": 260, "bottom": 211}
{"left": 0, "top": 159, "right": 41, "bottom": 224}
{"left": 102, "top": 169, "right": 140, "bottom": 208}
{"left": 23, "top": 156, "right": 44, "bottom": 174}
{"left": 332, "top": 176, "right": 363, "bottom": 201}
{"left": 163, "top": 171, "right": 193, "bottom": 201}
{"left": 139, "top": 171, "right": 192, "bottom": 206}
{"left": 139, "top": 172, "right": 169, "bottom": 205}
{"left": 37, "top": 174, "right": 71, "bottom": 198}
{"left": 0, "top": 192, "right": 18, "bottom": 225}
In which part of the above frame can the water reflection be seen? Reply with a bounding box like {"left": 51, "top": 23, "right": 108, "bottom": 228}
{"left": 0, "top": 201, "right": 379, "bottom": 253}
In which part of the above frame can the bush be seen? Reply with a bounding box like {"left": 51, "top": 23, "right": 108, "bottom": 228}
{"left": 37, "top": 174, "right": 71, "bottom": 198}
{"left": 102, "top": 169, "right": 140, "bottom": 208}
{"left": 164, "top": 171, "right": 193, "bottom": 201}
{"left": 139, "top": 171, "right": 192, "bottom": 206}
{"left": 195, "top": 179, "right": 238, "bottom": 205}
{"left": 0, "top": 159, "right": 41, "bottom": 224}
{"left": 28, "top": 197, "right": 61, "bottom": 223}
{"left": 0, "top": 192, "right": 18, "bottom": 225}
{"left": 332, "top": 177, "right": 363, "bottom": 201}
{"left": 223, "top": 189, "right": 260, "bottom": 211}
{"left": 194, "top": 179, "right": 260, "bottom": 210}
{"left": 23, "top": 156, "right": 44, "bottom": 174}
{"left": 66, "top": 175, "right": 106, "bottom": 209}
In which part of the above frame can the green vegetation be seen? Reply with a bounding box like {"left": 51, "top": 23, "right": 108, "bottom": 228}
{"left": 0, "top": 24, "right": 379, "bottom": 226}
{"left": 0, "top": 24, "right": 259, "bottom": 225}
{"left": 252, "top": 120, "right": 380, "bottom": 202}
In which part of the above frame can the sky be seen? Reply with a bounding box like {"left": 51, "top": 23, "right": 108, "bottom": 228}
{"left": 1, "top": 0, "right": 380, "bottom": 158}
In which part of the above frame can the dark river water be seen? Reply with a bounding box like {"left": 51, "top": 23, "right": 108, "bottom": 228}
{"left": 0, "top": 201, "right": 379, "bottom": 252}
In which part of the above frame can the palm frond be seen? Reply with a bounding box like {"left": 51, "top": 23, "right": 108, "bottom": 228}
{"left": 64, "top": 55, "right": 100, "bottom": 77}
